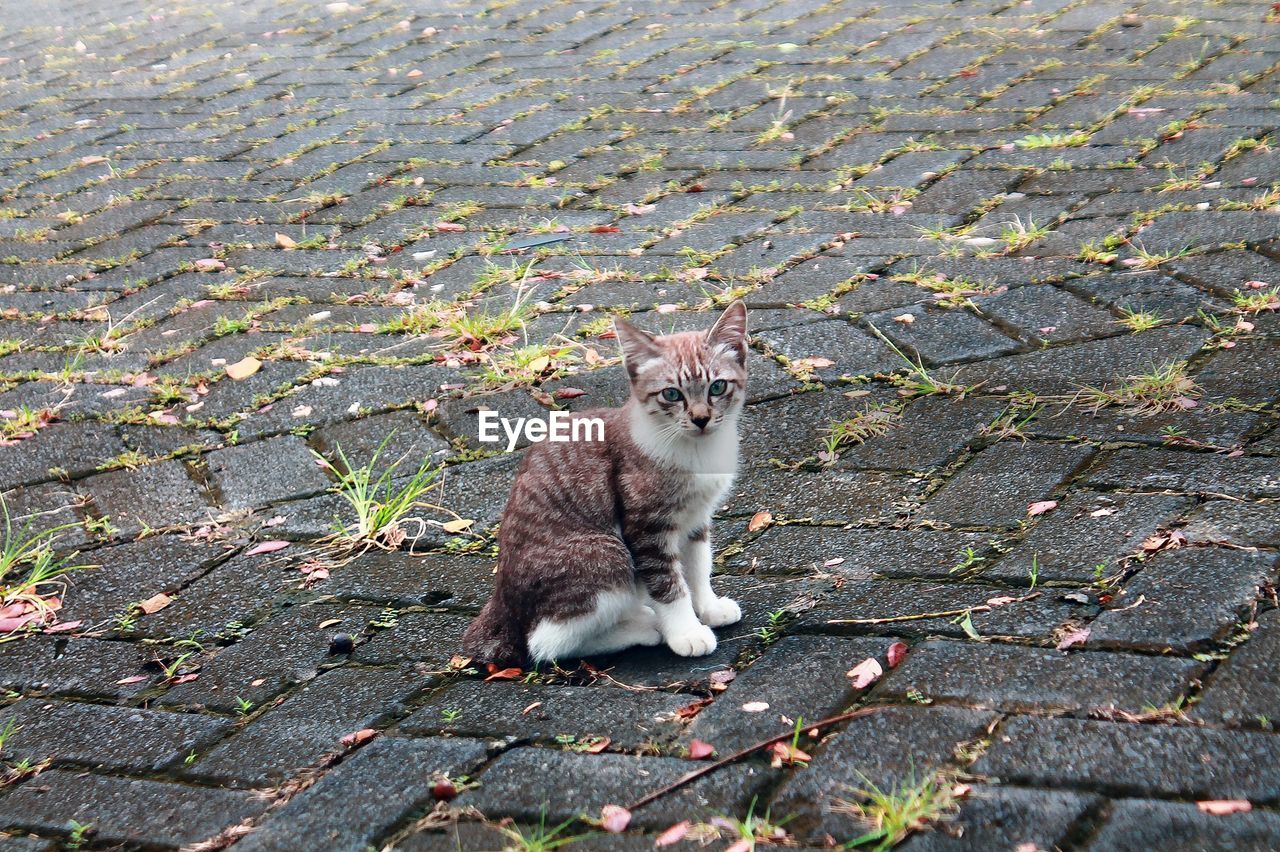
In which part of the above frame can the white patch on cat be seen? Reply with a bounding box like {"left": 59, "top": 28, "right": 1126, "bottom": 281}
{"left": 527, "top": 589, "right": 660, "bottom": 662}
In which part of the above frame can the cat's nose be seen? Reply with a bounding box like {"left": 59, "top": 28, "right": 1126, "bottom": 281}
{"left": 691, "top": 414, "right": 711, "bottom": 430}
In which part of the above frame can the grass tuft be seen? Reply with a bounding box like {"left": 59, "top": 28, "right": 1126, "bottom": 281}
{"left": 1076, "top": 360, "right": 1201, "bottom": 416}
{"left": 835, "top": 770, "right": 957, "bottom": 851}
{"left": 312, "top": 435, "right": 443, "bottom": 552}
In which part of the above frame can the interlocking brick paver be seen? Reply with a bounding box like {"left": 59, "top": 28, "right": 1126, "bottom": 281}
{"left": 1, "top": 0, "right": 1278, "bottom": 847}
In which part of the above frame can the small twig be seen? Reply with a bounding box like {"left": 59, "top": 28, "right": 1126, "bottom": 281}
{"left": 826, "top": 592, "right": 1040, "bottom": 626}
{"left": 626, "top": 706, "right": 889, "bottom": 811}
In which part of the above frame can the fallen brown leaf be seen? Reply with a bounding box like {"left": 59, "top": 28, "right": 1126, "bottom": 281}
{"left": 138, "top": 593, "right": 172, "bottom": 614}
{"left": 600, "top": 804, "right": 631, "bottom": 833}
{"left": 1197, "top": 800, "right": 1251, "bottom": 815}
{"left": 847, "top": 657, "right": 883, "bottom": 689}
{"left": 226, "top": 357, "right": 262, "bottom": 380}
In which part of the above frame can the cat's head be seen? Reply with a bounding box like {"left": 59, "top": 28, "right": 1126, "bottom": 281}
{"left": 614, "top": 301, "right": 748, "bottom": 437}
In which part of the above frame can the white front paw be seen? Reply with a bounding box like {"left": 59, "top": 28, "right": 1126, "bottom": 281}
{"left": 698, "top": 596, "right": 742, "bottom": 627}
{"left": 665, "top": 623, "right": 718, "bottom": 657}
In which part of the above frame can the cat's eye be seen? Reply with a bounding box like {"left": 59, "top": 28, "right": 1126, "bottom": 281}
{"left": 708, "top": 379, "right": 727, "bottom": 397}
{"left": 661, "top": 387, "right": 684, "bottom": 402}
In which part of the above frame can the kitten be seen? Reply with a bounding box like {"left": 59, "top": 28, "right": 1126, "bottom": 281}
{"left": 462, "top": 301, "right": 748, "bottom": 667}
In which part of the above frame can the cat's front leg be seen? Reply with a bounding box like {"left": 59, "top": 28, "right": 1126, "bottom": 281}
{"left": 632, "top": 538, "right": 717, "bottom": 657}
{"left": 682, "top": 527, "right": 742, "bottom": 628}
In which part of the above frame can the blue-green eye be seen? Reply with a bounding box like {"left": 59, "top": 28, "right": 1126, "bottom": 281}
{"left": 661, "top": 387, "right": 683, "bottom": 403}
{"left": 708, "top": 379, "right": 727, "bottom": 396}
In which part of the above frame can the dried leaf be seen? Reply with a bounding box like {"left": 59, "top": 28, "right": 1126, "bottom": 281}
{"left": 435, "top": 221, "right": 467, "bottom": 232}
{"left": 741, "top": 701, "right": 770, "bottom": 713}
{"left": 892, "top": 313, "right": 916, "bottom": 324}
{"left": 245, "top": 540, "right": 289, "bottom": 556}
{"left": 274, "top": 232, "right": 297, "bottom": 249}
{"left": 768, "top": 740, "right": 812, "bottom": 767}
{"left": 1056, "top": 626, "right": 1091, "bottom": 650}
{"left": 484, "top": 667, "right": 522, "bottom": 682}
{"left": 601, "top": 804, "right": 631, "bottom": 833}
{"left": 194, "top": 258, "right": 226, "bottom": 272}
{"left": 441, "top": 518, "right": 474, "bottom": 534}
{"left": 1027, "top": 500, "right": 1058, "bottom": 517}
{"left": 317, "top": 618, "right": 342, "bottom": 629}
{"left": 226, "top": 357, "right": 262, "bottom": 380}
{"left": 116, "top": 675, "right": 149, "bottom": 685}
{"left": 138, "top": 593, "right": 172, "bottom": 614}
{"left": 675, "top": 698, "right": 712, "bottom": 719}
{"left": 1197, "top": 800, "right": 1251, "bottom": 815}
{"left": 887, "top": 641, "right": 908, "bottom": 668}
{"left": 655, "top": 820, "right": 692, "bottom": 847}
{"left": 688, "top": 739, "right": 715, "bottom": 759}
{"left": 748, "top": 511, "right": 773, "bottom": 532}
{"left": 554, "top": 387, "right": 587, "bottom": 399}
{"left": 581, "top": 737, "right": 611, "bottom": 754}
{"left": 847, "top": 657, "right": 883, "bottom": 689}
{"left": 340, "top": 728, "right": 378, "bottom": 747}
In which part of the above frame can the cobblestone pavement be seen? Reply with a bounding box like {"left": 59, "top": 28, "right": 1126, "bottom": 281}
{"left": 0, "top": 0, "right": 1278, "bottom": 848}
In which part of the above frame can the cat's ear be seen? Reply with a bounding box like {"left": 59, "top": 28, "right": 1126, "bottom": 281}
{"left": 707, "top": 300, "right": 748, "bottom": 364}
{"left": 614, "top": 317, "right": 660, "bottom": 379}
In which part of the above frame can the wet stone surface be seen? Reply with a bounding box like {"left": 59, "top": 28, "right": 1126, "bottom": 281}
{"left": 1, "top": 0, "right": 1278, "bottom": 848}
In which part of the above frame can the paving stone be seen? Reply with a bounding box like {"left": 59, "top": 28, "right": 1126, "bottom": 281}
{"left": 923, "top": 442, "right": 1095, "bottom": 527}
{"left": 798, "top": 577, "right": 1081, "bottom": 641}
{"left": 901, "top": 785, "right": 1100, "bottom": 852}
{"left": 132, "top": 549, "right": 298, "bottom": 641}
{"left": 687, "top": 636, "right": 891, "bottom": 753}
{"left": 1183, "top": 499, "right": 1280, "bottom": 549}
{"left": 952, "top": 327, "right": 1210, "bottom": 396}
{"left": 310, "top": 410, "right": 453, "bottom": 476}
{"left": 58, "top": 535, "right": 225, "bottom": 625}
{"left": 457, "top": 748, "right": 775, "bottom": 830}
{"left": 878, "top": 640, "right": 1200, "bottom": 714}
{"left": 976, "top": 716, "right": 1280, "bottom": 800}
{"left": 400, "top": 682, "right": 690, "bottom": 749}
{"left": 1090, "top": 548, "right": 1276, "bottom": 652}
{"left": 344, "top": 610, "right": 472, "bottom": 669}
{"left": 773, "top": 706, "right": 999, "bottom": 842}
{"left": 756, "top": 319, "right": 900, "bottom": 381}
{"left": 0, "top": 637, "right": 159, "bottom": 700}
{"left": 1084, "top": 798, "right": 1280, "bottom": 852}
{"left": 80, "top": 460, "right": 213, "bottom": 532}
{"left": 324, "top": 550, "right": 494, "bottom": 608}
{"left": 835, "top": 397, "right": 1008, "bottom": 472}
{"left": 726, "top": 526, "right": 992, "bottom": 580}
{"left": 1085, "top": 448, "right": 1280, "bottom": 498}
{"left": 1193, "top": 610, "right": 1280, "bottom": 729}
{"left": 0, "top": 423, "right": 126, "bottom": 489}
{"left": 0, "top": 771, "right": 263, "bottom": 849}
{"left": 203, "top": 435, "right": 331, "bottom": 510}
{"left": 161, "top": 603, "right": 383, "bottom": 712}
{"left": 985, "top": 492, "right": 1192, "bottom": 584}
{"left": 0, "top": 699, "right": 229, "bottom": 773}
{"left": 235, "top": 736, "right": 489, "bottom": 852}
{"left": 863, "top": 305, "right": 1021, "bottom": 365}
{"left": 188, "top": 666, "right": 424, "bottom": 787}
{"left": 974, "top": 284, "right": 1118, "bottom": 344}
{"left": 724, "top": 467, "right": 909, "bottom": 521}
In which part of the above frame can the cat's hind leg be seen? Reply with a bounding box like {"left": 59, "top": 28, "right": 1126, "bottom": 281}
{"left": 527, "top": 590, "right": 656, "bottom": 662}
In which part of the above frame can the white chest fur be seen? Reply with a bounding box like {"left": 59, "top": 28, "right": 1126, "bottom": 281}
{"left": 629, "top": 406, "right": 740, "bottom": 536}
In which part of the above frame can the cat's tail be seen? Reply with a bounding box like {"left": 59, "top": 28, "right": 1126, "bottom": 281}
{"left": 462, "top": 597, "right": 528, "bottom": 668}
